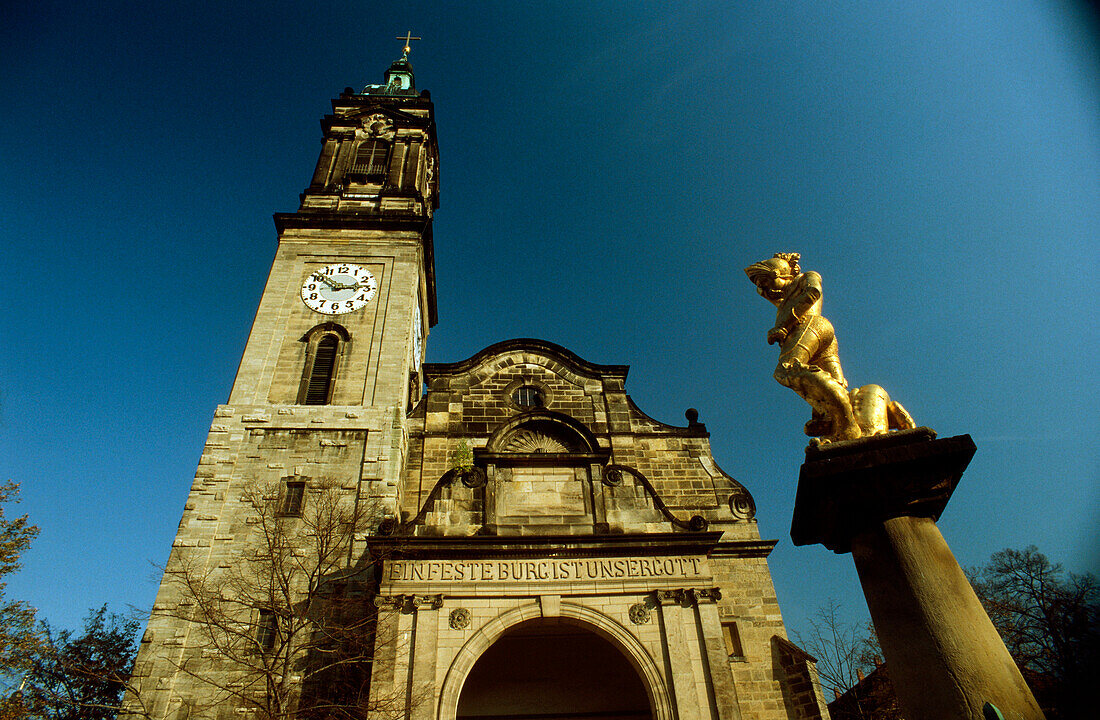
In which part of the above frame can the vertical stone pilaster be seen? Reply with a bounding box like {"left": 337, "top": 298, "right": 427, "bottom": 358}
{"left": 655, "top": 590, "right": 707, "bottom": 720}
{"left": 367, "top": 604, "right": 401, "bottom": 720}
{"left": 393, "top": 608, "right": 416, "bottom": 719}
{"left": 482, "top": 464, "right": 497, "bottom": 532}
{"left": 371, "top": 594, "right": 443, "bottom": 720}
{"left": 409, "top": 602, "right": 440, "bottom": 720}
{"left": 694, "top": 591, "right": 743, "bottom": 720}
{"left": 589, "top": 463, "right": 609, "bottom": 531}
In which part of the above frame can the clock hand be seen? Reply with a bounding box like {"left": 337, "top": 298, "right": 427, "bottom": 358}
{"left": 313, "top": 273, "right": 339, "bottom": 290}
{"left": 330, "top": 279, "right": 371, "bottom": 291}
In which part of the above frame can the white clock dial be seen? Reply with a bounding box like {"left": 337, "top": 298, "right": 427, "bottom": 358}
{"left": 412, "top": 302, "right": 423, "bottom": 370}
{"left": 301, "top": 264, "right": 377, "bottom": 315}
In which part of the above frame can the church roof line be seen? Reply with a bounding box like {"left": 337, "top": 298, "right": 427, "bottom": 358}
{"left": 423, "top": 338, "right": 630, "bottom": 380}
{"left": 623, "top": 394, "right": 709, "bottom": 437}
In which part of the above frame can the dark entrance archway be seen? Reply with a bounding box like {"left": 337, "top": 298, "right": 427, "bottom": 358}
{"left": 456, "top": 620, "right": 653, "bottom": 720}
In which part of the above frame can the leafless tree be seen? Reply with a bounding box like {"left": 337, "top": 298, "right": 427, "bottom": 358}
{"left": 792, "top": 600, "right": 899, "bottom": 719}
{"left": 123, "top": 480, "right": 405, "bottom": 720}
{"left": 968, "top": 546, "right": 1099, "bottom": 719}
{"left": 793, "top": 600, "right": 874, "bottom": 698}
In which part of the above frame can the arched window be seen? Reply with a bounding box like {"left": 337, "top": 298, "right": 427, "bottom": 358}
{"left": 304, "top": 336, "right": 338, "bottom": 404}
{"left": 297, "top": 323, "right": 350, "bottom": 405}
{"left": 351, "top": 140, "right": 389, "bottom": 180}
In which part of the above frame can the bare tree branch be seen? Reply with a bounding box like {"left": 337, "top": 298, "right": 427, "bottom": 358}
{"left": 121, "top": 480, "right": 407, "bottom": 720}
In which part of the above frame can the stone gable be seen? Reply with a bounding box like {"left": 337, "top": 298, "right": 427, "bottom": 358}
{"left": 398, "top": 339, "right": 759, "bottom": 540}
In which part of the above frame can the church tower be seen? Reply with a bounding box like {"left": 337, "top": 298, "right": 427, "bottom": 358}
{"left": 127, "top": 45, "right": 830, "bottom": 720}
{"left": 126, "top": 47, "right": 439, "bottom": 720}
{"left": 228, "top": 44, "right": 438, "bottom": 516}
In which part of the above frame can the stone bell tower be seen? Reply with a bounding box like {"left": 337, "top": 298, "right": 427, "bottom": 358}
{"left": 225, "top": 45, "right": 439, "bottom": 516}
{"left": 126, "top": 48, "right": 438, "bottom": 719}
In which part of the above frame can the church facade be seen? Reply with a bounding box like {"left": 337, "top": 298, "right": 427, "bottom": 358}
{"left": 126, "top": 50, "right": 830, "bottom": 720}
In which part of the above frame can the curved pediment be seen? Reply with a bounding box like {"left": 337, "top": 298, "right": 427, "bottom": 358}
{"left": 402, "top": 337, "right": 758, "bottom": 539}
{"left": 424, "top": 338, "right": 629, "bottom": 388}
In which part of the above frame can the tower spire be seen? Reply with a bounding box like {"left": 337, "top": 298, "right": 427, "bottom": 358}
{"left": 361, "top": 32, "right": 421, "bottom": 95}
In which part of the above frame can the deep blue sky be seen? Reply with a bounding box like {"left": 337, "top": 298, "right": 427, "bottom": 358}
{"left": 2, "top": 1, "right": 1097, "bottom": 648}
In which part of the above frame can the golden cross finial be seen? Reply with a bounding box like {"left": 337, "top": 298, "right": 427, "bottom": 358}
{"left": 396, "top": 31, "right": 421, "bottom": 56}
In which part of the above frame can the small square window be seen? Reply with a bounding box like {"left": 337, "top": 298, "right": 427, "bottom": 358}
{"left": 282, "top": 481, "right": 305, "bottom": 517}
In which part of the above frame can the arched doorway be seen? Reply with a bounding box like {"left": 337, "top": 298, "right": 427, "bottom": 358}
{"left": 456, "top": 619, "right": 653, "bottom": 720}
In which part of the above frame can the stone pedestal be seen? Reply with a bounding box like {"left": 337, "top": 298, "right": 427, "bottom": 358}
{"left": 791, "top": 428, "right": 1044, "bottom": 720}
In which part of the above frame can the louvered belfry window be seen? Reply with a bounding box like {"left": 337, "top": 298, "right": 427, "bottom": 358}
{"left": 304, "top": 335, "right": 339, "bottom": 405}
{"left": 352, "top": 140, "right": 389, "bottom": 179}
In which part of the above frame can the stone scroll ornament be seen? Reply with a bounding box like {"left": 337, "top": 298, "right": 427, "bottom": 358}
{"left": 745, "top": 253, "right": 916, "bottom": 443}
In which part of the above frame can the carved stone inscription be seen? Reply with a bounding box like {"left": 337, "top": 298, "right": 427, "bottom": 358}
{"left": 387, "top": 556, "right": 706, "bottom": 584}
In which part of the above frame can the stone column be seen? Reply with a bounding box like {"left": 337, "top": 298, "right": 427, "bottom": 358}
{"left": 791, "top": 428, "right": 1044, "bottom": 720}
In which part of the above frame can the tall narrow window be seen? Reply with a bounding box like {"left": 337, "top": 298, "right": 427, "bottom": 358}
{"left": 297, "top": 324, "right": 349, "bottom": 405}
{"left": 282, "top": 481, "right": 305, "bottom": 517}
{"left": 352, "top": 140, "right": 389, "bottom": 180}
{"left": 257, "top": 609, "right": 277, "bottom": 653}
{"left": 722, "top": 620, "right": 745, "bottom": 660}
{"left": 304, "top": 335, "right": 339, "bottom": 404}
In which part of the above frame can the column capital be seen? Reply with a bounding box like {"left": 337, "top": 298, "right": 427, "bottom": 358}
{"left": 791, "top": 428, "right": 975, "bottom": 553}
{"left": 653, "top": 587, "right": 722, "bottom": 606}
{"left": 374, "top": 593, "right": 443, "bottom": 612}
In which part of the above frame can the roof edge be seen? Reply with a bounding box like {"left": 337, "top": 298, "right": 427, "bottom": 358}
{"left": 423, "top": 338, "right": 630, "bottom": 380}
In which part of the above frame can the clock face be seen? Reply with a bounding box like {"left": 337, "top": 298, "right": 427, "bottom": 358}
{"left": 301, "top": 264, "right": 377, "bottom": 315}
{"left": 412, "top": 302, "right": 423, "bottom": 370}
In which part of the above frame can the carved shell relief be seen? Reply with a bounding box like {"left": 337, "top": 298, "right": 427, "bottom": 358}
{"left": 502, "top": 429, "right": 572, "bottom": 454}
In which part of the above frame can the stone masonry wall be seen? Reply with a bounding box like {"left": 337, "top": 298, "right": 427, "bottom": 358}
{"left": 386, "top": 340, "right": 827, "bottom": 719}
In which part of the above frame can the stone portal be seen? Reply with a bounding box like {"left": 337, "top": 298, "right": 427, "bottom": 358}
{"left": 457, "top": 620, "right": 651, "bottom": 720}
